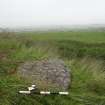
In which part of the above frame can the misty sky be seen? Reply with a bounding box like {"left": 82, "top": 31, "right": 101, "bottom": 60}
{"left": 0, "top": 0, "right": 105, "bottom": 28}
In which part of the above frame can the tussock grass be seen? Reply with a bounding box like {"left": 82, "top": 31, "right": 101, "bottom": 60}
{"left": 0, "top": 31, "right": 105, "bottom": 105}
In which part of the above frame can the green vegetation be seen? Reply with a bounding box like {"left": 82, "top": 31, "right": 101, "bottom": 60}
{"left": 0, "top": 31, "right": 105, "bottom": 105}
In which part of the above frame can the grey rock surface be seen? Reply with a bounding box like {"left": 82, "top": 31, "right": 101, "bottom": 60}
{"left": 18, "top": 59, "right": 71, "bottom": 90}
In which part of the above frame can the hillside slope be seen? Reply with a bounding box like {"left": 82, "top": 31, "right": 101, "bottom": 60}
{"left": 0, "top": 31, "right": 105, "bottom": 105}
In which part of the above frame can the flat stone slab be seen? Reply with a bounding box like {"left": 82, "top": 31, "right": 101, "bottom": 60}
{"left": 18, "top": 59, "right": 71, "bottom": 90}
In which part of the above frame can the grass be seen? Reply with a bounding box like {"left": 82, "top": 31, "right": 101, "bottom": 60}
{"left": 0, "top": 31, "right": 105, "bottom": 105}
{"left": 18, "top": 31, "right": 105, "bottom": 43}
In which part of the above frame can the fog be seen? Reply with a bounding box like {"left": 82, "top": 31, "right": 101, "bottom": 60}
{"left": 0, "top": 0, "right": 105, "bottom": 28}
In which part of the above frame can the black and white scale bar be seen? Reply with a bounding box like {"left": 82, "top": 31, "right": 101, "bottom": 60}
{"left": 19, "top": 85, "right": 69, "bottom": 95}
{"left": 19, "top": 91, "right": 69, "bottom": 95}
{"left": 40, "top": 91, "right": 69, "bottom": 95}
